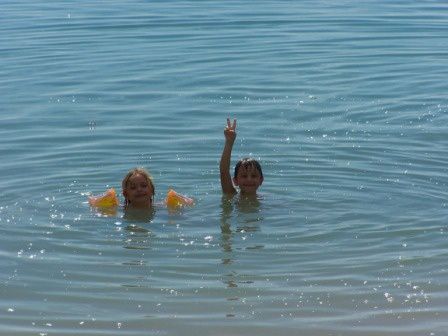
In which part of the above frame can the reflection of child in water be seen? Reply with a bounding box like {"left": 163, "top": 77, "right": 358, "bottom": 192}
{"left": 220, "top": 118, "right": 264, "bottom": 195}
{"left": 122, "top": 167, "right": 155, "bottom": 210}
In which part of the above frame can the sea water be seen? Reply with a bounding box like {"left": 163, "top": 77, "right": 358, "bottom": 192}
{"left": 1, "top": 1, "right": 448, "bottom": 335}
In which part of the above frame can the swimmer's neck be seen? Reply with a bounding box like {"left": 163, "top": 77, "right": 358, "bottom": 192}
{"left": 125, "top": 202, "right": 153, "bottom": 210}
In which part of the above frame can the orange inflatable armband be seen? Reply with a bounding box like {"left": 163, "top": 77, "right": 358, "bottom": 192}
{"left": 165, "top": 189, "right": 194, "bottom": 208}
{"left": 88, "top": 188, "right": 119, "bottom": 208}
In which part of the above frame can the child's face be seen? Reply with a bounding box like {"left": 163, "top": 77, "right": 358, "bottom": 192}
{"left": 123, "top": 173, "right": 154, "bottom": 208}
{"left": 233, "top": 165, "right": 263, "bottom": 194}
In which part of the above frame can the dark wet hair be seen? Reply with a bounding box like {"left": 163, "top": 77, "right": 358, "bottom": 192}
{"left": 234, "top": 158, "right": 263, "bottom": 179}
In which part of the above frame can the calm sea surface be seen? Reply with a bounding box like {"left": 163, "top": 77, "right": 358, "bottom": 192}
{"left": 1, "top": 1, "right": 448, "bottom": 335}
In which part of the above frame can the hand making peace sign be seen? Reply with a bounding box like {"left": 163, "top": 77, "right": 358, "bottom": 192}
{"left": 224, "top": 118, "right": 237, "bottom": 143}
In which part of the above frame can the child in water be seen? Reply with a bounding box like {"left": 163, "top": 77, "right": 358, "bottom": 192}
{"left": 89, "top": 167, "right": 192, "bottom": 216}
{"left": 220, "top": 118, "right": 264, "bottom": 195}
{"left": 121, "top": 167, "right": 155, "bottom": 209}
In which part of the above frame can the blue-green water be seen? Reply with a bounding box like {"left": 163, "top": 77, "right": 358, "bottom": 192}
{"left": 1, "top": 1, "right": 448, "bottom": 335}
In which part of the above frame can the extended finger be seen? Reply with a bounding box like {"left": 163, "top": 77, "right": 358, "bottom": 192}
{"left": 226, "top": 118, "right": 231, "bottom": 128}
{"left": 232, "top": 119, "right": 237, "bottom": 130}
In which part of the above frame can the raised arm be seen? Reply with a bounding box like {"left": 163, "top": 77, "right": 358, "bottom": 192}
{"left": 220, "top": 118, "right": 237, "bottom": 194}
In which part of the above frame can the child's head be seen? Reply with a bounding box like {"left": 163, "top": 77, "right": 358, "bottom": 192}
{"left": 122, "top": 167, "right": 155, "bottom": 208}
{"left": 233, "top": 158, "right": 263, "bottom": 194}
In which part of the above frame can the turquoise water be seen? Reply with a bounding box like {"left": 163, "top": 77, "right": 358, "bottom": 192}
{"left": 1, "top": 1, "right": 448, "bottom": 335}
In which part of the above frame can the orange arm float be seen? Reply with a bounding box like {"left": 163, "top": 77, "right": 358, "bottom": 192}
{"left": 88, "top": 188, "right": 119, "bottom": 208}
{"left": 165, "top": 189, "right": 194, "bottom": 208}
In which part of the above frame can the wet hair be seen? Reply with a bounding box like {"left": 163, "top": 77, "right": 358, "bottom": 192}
{"left": 234, "top": 158, "right": 263, "bottom": 179}
{"left": 122, "top": 167, "right": 155, "bottom": 206}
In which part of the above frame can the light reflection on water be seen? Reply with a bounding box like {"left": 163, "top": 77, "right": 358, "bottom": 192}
{"left": 2, "top": 0, "right": 448, "bottom": 335}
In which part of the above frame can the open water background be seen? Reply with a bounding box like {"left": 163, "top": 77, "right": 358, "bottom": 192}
{"left": 1, "top": 1, "right": 448, "bottom": 335}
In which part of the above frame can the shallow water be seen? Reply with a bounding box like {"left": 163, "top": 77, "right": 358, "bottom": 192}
{"left": 1, "top": 1, "right": 448, "bottom": 335}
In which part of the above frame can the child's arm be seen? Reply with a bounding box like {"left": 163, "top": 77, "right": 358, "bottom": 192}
{"left": 220, "top": 118, "right": 237, "bottom": 194}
